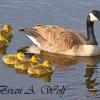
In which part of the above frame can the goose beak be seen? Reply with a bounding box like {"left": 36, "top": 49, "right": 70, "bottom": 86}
{"left": 97, "top": 11, "right": 100, "bottom": 21}
{"left": 98, "top": 17, "right": 100, "bottom": 21}
{"left": 96, "top": 12, "right": 100, "bottom": 21}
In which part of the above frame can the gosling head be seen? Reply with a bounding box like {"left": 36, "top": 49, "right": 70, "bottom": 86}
{"left": 31, "top": 56, "right": 40, "bottom": 64}
{"left": 16, "top": 52, "right": 25, "bottom": 61}
{"left": 43, "top": 60, "right": 51, "bottom": 68}
{"left": 88, "top": 10, "right": 100, "bottom": 22}
{"left": 3, "top": 24, "right": 13, "bottom": 32}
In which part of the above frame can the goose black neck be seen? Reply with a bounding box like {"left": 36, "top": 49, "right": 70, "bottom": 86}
{"left": 86, "top": 16, "right": 98, "bottom": 45}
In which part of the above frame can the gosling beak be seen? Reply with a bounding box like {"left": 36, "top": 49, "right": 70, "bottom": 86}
{"left": 19, "top": 29, "right": 25, "bottom": 32}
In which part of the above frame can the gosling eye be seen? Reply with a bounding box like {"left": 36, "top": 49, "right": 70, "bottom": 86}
{"left": 36, "top": 58, "right": 39, "bottom": 61}
{"left": 20, "top": 56, "right": 24, "bottom": 58}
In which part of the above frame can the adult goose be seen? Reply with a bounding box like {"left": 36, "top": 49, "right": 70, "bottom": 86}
{"left": 19, "top": 10, "right": 100, "bottom": 56}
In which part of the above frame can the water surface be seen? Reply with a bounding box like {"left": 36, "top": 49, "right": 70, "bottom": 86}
{"left": 0, "top": 0, "right": 100, "bottom": 100}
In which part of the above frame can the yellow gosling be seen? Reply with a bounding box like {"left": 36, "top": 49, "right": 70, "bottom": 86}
{"left": 3, "top": 24, "right": 13, "bottom": 32}
{"left": 43, "top": 61, "right": 51, "bottom": 67}
{"left": 0, "top": 39, "right": 9, "bottom": 48}
{"left": 31, "top": 56, "right": 40, "bottom": 65}
{"left": 0, "top": 24, "right": 13, "bottom": 42}
{"left": 42, "top": 60, "right": 54, "bottom": 73}
{"left": 2, "top": 52, "right": 25, "bottom": 65}
{"left": 14, "top": 56, "right": 40, "bottom": 71}
{"left": 28, "top": 60, "right": 54, "bottom": 77}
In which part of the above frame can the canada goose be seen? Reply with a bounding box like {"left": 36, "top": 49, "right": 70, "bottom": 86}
{"left": 28, "top": 60, "right": 54, "bottom": 77}
{"left": 14, "top": 56, "right": 40, "bottom": 71}
{"left": 19, "top": 10, "right": 100, "bottom": 56}
{"left": 0, "top": 24, "right": 13, "bottom": 42}
{"left": 3, "top": 52, "right": 25, "bottom": 65}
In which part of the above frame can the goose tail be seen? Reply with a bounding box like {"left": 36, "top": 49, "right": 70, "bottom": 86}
{"left": 19, "top": 28, "right": 46, "bottom": 48}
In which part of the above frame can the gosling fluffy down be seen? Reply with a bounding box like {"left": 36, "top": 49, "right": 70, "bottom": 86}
{"left": 28, "top": 61, "right": 54, "bottom": 77}
{"left": 14, "top": 56, "right": 40, "bottom": 71}
{"left": 2, "top": 52, "right": 25, "bottom": 65}
{"left": 0, "top": 24, "right": 14, "bottom": 42}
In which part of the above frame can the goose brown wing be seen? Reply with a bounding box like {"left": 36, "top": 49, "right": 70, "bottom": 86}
{"left": 33, "top": 25, "right": 87, "bottom": 49}
{"left": 20, "top": 24, "right": 87, "bottom": 50}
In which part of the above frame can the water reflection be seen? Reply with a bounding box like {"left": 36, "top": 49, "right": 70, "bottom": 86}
{"left": 40, "top": 51, "right": 80, "bottom": 70}
{"left": 80, "top": 56, "right": 100, "bottom": 96}
{"left": 43, "top": 73, "right": 52, "bottom": 82}
{"left": 2, "top": 49, "right": 100, "bottom": 95}
{"left": 3, "top": 63, "right": 53, "bottom": 82}
{"left": 85, "top": 64, "right": 97, "bottom": 96}
{"left": 15, "top": 68, "right": 52, "bottom": 82}
{"left": 15, "top": 69, "right": 27, "bottom": 75}
{"left": 0, "top": 38, "right": 13, "bottom": 55}
{"left": 40, "top": 51, "right": 100, "bottom": 96}
{"left": 0, "top": 40, "right": 9, "bottom": 55}
{"left": 0, "top": 47, "right": 8, "bottom": 55}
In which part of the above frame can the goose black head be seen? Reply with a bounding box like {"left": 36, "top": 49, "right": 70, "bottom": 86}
{"left": 88, "top": 10, "right": 100, "bottom": 22}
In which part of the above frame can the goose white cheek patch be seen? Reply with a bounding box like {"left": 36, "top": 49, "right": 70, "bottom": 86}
{"left": 89, "top": 13, "right": 98, "bottom": 21}
{"left": 26, "top": 35, "right": 41, "bottom": 48}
